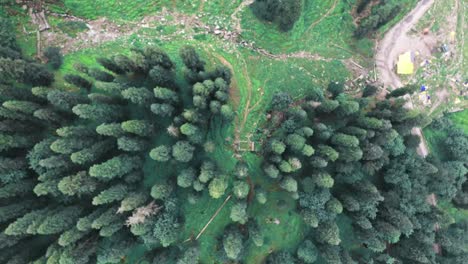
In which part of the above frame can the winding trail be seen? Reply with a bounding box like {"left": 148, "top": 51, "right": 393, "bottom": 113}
{"left": 305, "top": 0, "right": 338, "bottom": 33}
{"left": 375, "top": 0, "right": 435, "bottom": 158}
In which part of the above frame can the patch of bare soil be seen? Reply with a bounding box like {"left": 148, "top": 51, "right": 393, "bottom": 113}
{"left": 429, "top": 88, "right": 449, "bottom": 113}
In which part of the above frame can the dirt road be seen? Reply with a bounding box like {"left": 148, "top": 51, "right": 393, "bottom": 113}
{"left": 375, "top": 0, "right": 435, "bottom": 158}
{"left": 375, "top": 0, "right": 435, "bottom": 89}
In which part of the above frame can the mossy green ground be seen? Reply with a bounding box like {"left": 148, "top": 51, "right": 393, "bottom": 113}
{"left": 8, "top": 0, "right": 423, "bottom": 263}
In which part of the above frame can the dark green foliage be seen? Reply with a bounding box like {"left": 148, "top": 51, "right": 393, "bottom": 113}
{"left": 267, "top": 251, "right": 297, "bottom": 264}
{"left": 176, "top": 246, "right": 200, "bottom": 264}
{"left": 89, "top": 154, "right": 142, "bottom": 180}
{"left": 297, "top": 240, "right": 318, "bottom": 263}
{"left": 122, "top": 87, "right": 153, "bottom": 105}
{"left": 233, "top": 180, "right": 250, "bottom": 199}
{"left": 47, "top": 90, "right": 89, "bottom": 111}
{"left": 223, "top": 228, "right": 244, "bottom": 260}
{"left": 150, "top": 145, "right": 171, "bottom": 162}
{"left": 386, "top": 84, "right": 419, "bottom": 98}
{"left": 121, "top": 119, "right": 153, "bottom": 136}
{"left": 97, "top": 57, "right": 125, "bottom": 74}
{"left": 172, "top": 141, "right": 195, "bottom": 162}
{"left": 0, "top": 58, "right": 54, "bottom": 86}
{"left": 88, "top": 68, "right": 115, "bottom": 82}
{"left": 151, "top": 183, "right": 173, "bottom": 200}
{"left": 64, "top": 74, "right": 93, "bottom": 90}
{"left": 355, "top": 0, "right": 403, "bottom": 37}
{"left": 72, "top": 103, "right": 124, "bottom": 122}
{"left": 363, "top": 85, "right": 379, "bottom": 97}
{"left": 149, "top": 65, "right": 174, "bottom": 87}
{"left": 92, "top": 184, "right": 128, "bottom": 205}
{"left": 71, "top": 139, "right": 114, "bottom": 165}
{"left": 117, "top": 136, "right": 148, "bottom": 152}
{"left": 153, "top": 211, "right": 180, "bottom": 247}
{"left": 43, "top": 47, "right": 63, "bottom": 69}
{"left": 0, "top": 44, "right": 234, "bottom": 263}
{"left": 180, "top": 45, "right": 206, "bottom": 72}
{"left": 37, "top": 206, "right": 83, "bottom": 235}
{"left": 316, "top": 222, "right": 341, "bottom": 245}
{"left": 251, "top": 0, "right": 303, "bottom": 31}
{"left": 58, "top": 171, "right": 98, "bottom": 196}
{"left": 177, "top": 168, "right": 196, "bottom": 188}
{"left": 0, "top": 17, "right": 20, "bottom": 52}
{"left": 270, "top": 91, "right": 293, "bottom": 111}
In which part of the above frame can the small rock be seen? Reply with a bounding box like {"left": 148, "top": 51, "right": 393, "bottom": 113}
{"left": 214, "top": 30, "right": 222, "bottom": 35}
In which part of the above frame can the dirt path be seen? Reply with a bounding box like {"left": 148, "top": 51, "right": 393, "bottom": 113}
{"left": 375, "top": 0, "right": 435, "bottom": 158}
{"left": 231, "top": 0, "right": 255, "bottom": 33}
{"left": 305, "top": 0, "right": 338, "bottom": 33}
{"left": 375, "top": 0, "right": 435, "bottom": 89}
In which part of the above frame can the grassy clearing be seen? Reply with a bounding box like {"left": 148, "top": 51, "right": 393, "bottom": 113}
{"left": 449, "top": 110, "right": 468, "bottom": 133}
{"left": 240, "top": 0, "right": 358, "bottom": 58}
{"left": 414, "top": 0, "right": 456, "bottom": 32}
{"left": 411, "top": 0, "right": 467, "bottom": 115}
{"left": 63, "top": 0, "right": 164, "bottom": 20}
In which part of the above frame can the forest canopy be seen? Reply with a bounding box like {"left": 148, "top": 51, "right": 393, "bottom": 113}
{"left": 0, "top": 3, "right": 467, "bottom": 263}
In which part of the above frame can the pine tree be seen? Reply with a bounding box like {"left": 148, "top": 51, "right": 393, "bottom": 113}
{"left": 230, "top": 202, "right": 248, "bottom": 224}
{"left": 149, "top": 145, "right": 171, "bottom": 162}
{"left": 58, "top": 227, "right": 89, "bottom": 247}
{"left": 233, "top": 180, "right": 250, "bottom": 199}
{"left": 2, "top": 100, "right": 41, "bottom": 114}
{"left": 154, "top": 87, "right": 179, "bottom": 103}
{"left": 150, "top": 103, "right": 175, "bottom": 117}
{"left": 316, "top": 222, "right": 341, "bottom": 245}
{"left": 223, "top": 229, "right": 244, "bottom": 260}
{"left": 64, "top": 74, "right": 93, "bottom": 90}
{"left": 0, "top": 180, "right": 35, "bottom": 199}
{"left": 117, "top": 136, "right": 148, "bottom": 152}
{"left": 47, "top": 90, "right": 89, "bottom": 111}
{"left": 91, "top": 207, "right": 123, "bottom": 230}
{"left": 96, "top": 122, "right": 126, "bottom": 137}
{"left": 121, "top": 120, "right": 154, "bottom": 136}
{"left": 58, "top": 171, "right": 99, "bottom": 197}
{"left": 118, "top": 192, "right": 148, "bottom": 213}
{"left": 76, "top": 208, "right": 107, "bottom": 231}
{"left": 172, "top": 141, "right": 195, "bottom": 163}
{"left": 177, "top": 168, "right": 196, "bottom": 188}
{"left": 37, "top": 206, "right": 83, "bottom": 235}
{"left": 153, "top": 212, "right": 180, "bottom": 247}
{"left": 297, "top": 240, "right": 318, "bottom": 264}
{"left": 50, "top": 137, "right": 95, "bottom": 154}
{"left": 0, "top": 133, "right": 36, "bottom": 151}
{"left": 0, "top": 200, "right": 35, "bottom": 224}
{"left": 122, "top": 87, "right": 154, "bottom": 105}
{"left": 94, "top": 81, "right": 126, "bottom": 94}
{"left": 72, "top": 103, "right": 124, "bottom": 122}
{"left": 89, "top": 155, "right": 142, "bottom": 180}
{"left": 71, "top": 139, "right": 114, "bottom": 165}
{"left": 209, "top": 177, "right": 227, "bottom": 199}
{"left": 179, "top": 45, "right": 205, "bottom": 72}
{"left": 92, "top": 184, "right": 129, "bottom": 205}
{"left": 56, "top": 125, "right": 96, "bottom": 137}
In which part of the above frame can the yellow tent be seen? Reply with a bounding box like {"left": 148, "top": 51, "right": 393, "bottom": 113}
{"left": 397, "top": 52, "right": 414, "bottom": 75}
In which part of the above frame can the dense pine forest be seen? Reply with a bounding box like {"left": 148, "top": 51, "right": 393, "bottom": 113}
{"left": 1, "top": 1, "right": 467, "bottom": 264}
